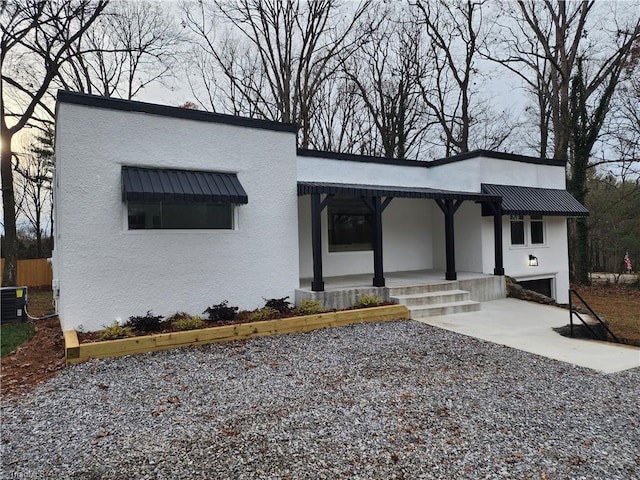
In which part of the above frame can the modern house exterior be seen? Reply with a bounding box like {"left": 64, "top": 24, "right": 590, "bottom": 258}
{"left": 53, "top": 91, "right": 588, "bottom": 332}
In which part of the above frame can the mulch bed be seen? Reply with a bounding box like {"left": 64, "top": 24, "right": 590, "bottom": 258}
{"left": 1, "top": 317, "right": 65, "bottom": 397}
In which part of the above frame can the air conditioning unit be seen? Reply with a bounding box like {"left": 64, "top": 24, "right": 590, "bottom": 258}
{"left": 1, "top": 286, "right": 28, "bottom": 324}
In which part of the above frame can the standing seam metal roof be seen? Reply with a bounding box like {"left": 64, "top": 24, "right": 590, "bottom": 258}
{"left": 481, "top": 184, "right": 588, "bottom": 216}
{"left": 122, "top": 166, "right": 248, "bottom": 204}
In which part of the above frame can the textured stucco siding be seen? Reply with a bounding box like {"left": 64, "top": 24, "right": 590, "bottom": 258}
{"left": 298, "top": 197, "right": 434, "bottom": 278}
{"left": 501, "top": 216, "right": 570, "bottom": 303}
{"left": 54, "top": 102, "right": 299, "bottom": 332}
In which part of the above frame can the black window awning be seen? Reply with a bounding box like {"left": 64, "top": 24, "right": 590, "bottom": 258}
{"left": 298, "top": 181, "right": 499, "bottom": 203}
{"left": 122, "top": 166, "right": 248, "bottom": 204}
{"left": 481, "top": 183, "right": 588, "bottom": 217}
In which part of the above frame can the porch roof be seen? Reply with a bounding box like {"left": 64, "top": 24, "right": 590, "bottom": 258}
{"left": 298, "top": 181, "right": 499, "bottom": 203}
{"left": 481, "top": 183, "right": 589, "bottom": 217}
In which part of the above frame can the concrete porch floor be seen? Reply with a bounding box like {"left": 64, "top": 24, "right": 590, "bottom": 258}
{"left": 417, "top": 298, "right": 640, "bottom": 374}
{"left": 299, "top": 269, "right": 495, "bottom": 290}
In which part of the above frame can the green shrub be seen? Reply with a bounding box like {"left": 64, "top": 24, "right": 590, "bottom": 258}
{"left": 165, "top": 311, "right": 191, "bottom": 323}
{"left": 353, "top": 294, "right": 382, "bottom": 308}
{"left": 203, "top": 301, "right": 238, "bottom": 322}
{"left": 247, "top": 307, "right": 279, "bottom": 322}
{"left": 100, "top": 322, "right": 134, "bottom": 340}
{"left": 294, "top": 299, "right": 324, "bottom": 315}
{"left": 264, "top": 296, "right": 292, "bottom": 314}
{"left": 126, "top": 310, "right": 164, "bottom": 333}
{"left": 173, "top": 315, "right": 206, "bottom": 331}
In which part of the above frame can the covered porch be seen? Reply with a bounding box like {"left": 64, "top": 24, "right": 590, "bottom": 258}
{"left": 297, "top": 181, "right": 505, "bottom": 295}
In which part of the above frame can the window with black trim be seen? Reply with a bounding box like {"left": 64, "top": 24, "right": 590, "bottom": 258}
{"left": 328, "top": 197, "right": 373, "bottom": 252}
{"left": 510, "top": 215, "right": 525, "bottom": 245}
{"left": 128, "top": 202, "right": 233, "bottom": 230}
{"left": 530, "top": 215, "right": 544, "bottom": 244}
{"left": 510, "top": 215, "right": 545, "bottom": 246}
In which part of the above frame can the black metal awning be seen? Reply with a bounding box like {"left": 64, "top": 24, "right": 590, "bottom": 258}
{"left": 122, "top": 166, "right": 248, "bottom": 204}
{"left": 298, "top": 181, "right": 500, "bottom": 203}
{"left": 481, "top": 183, "right": 588, "bottom": 216}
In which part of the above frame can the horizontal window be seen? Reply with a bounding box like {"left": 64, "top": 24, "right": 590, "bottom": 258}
{"left": 128, "top": 201, "right": 233, "bottom": 230}
{"left": 510, "top": 215, "right": 545, "bottom": 246}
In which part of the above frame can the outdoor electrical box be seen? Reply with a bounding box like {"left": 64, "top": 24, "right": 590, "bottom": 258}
{"left": 1, "top": 286, "right": 28, "bottom": 324}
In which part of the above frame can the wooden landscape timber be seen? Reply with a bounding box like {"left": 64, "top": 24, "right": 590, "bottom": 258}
{"left": 64, "top": 304, "right": 411, "bottom": 365}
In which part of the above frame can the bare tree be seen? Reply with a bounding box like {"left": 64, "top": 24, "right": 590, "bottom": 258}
{"left": 182, "top": 0, "right": 369, "bottom": 148}
{"left": 308, "top": 75, "right": 373, "bottom": 154}
{"left": 414, "top": 0, "right": 488, "bottom": 157}
{"left": 486, "top": 1, "right": 639, "bottom": 284}
{"left": 14, "top": 127, "right": 54, "bottom": 258}
{"left": 340, "top": 6, "right": 429, "bottom": 159}
{"left": 57, "top": 0, "right": 183, "bottom": 99}
{"left": 1, "top": 0, "right": 108, "bottom": 286}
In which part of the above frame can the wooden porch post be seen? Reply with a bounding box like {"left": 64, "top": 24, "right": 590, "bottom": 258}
{"left": 311, "top": 193, "right": 324, "bottom": 291}
{"left": 372, "top": 196, "right": 385, "bottom": 287}
{"left": 436, "top": 199, "right": 463, "bottom": 281}
{"left": 492, "top": 202, "right": 505, "bottom": 275}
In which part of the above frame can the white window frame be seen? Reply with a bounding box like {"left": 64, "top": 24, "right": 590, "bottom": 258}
{"left": 509, "top": 215, "right": 546, "bottom": 248}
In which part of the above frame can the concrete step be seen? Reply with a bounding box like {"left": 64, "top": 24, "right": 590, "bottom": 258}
{"left": 387, "top": 282, "right": 459, "bottom": 296}
{"left": 408, "top": 300, "right": 481, "bottom": 319}
{"left": 391, "top": 289, "right": 471, "bottom": 306}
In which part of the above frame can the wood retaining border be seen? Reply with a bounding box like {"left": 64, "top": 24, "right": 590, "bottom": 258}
{"left": 64, "top": 304, "right": 411, "bottom": 365}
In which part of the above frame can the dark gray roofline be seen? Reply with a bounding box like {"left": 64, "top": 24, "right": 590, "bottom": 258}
{"left": 431, "top": 150, "right": 565, "bottom": 167}
{"left": 298, "top": 181, "right": 500, "bottom": 203}
{"left": 56, "top": 90, "right": 297, "bottom": 134}
{"left": 296, "top": 149, "right": 428, "bottom": 167}
{"left": 297, "top": 148, "right": 565, "bottom": 168}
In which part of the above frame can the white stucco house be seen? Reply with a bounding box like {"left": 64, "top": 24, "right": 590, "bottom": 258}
{"left": 53, "top": 91, "right": 588, "bottom": 332}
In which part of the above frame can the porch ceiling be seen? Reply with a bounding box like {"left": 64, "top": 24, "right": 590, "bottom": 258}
{"left": 297, "top": 181, "right": 499, "bottom": 203}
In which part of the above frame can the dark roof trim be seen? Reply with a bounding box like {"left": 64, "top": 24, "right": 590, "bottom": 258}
{"left": 122, "top": 166, "right": 248, "bottom": 204}
{"left": 298, "top": 181, "right": 500, "bottom": 203}
{"left": 431, "top": 150, "right": 565, "bottom": 167}
{"left": 481, "top": 183, "right": 588, "bottom": 217}
{"left": 297, "top": 148, "right": 565, "bottom": 168}
{"left": 57, "top": 90, "right": 297, "bottom": 134}
{"left": 297, "top": 148, "right": 428, "bottom": 167}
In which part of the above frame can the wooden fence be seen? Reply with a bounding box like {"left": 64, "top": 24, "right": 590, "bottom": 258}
{"left": 1, "top": 258, "right": 53, "bottom": 288}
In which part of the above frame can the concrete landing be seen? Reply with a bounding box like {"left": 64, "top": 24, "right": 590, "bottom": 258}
{"left": 416, "top": 298, "right": 640, "bottom": 374}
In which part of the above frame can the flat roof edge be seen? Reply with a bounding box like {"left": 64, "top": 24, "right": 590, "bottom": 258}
{"left": 297, "top": 149, "right": 429, "bottom": 168}
{"left": 56, "top": 90, "right": 298, "bottom": 134}
{"left": 431, "top": 149, "right": 565, "bottom": 167}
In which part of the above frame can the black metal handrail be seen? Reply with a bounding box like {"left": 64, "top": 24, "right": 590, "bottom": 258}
{"left": 568, "top": 289, "right": 622, "bottom": 344}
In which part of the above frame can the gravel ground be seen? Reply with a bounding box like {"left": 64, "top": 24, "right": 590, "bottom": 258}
{"left": 1, "top": 320, "right": 638, "bottom": 480}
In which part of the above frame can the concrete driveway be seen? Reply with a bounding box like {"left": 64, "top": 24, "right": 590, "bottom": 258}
{"left": 417, "top": 298, "right": 640, "bottom": 374}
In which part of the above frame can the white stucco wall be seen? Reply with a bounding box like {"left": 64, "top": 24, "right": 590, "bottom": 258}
{"left": 501, "top": 216, "right": 570, "bottom": 303}
{"left": 297, "top": 155, "right": 567, "bottom": 193}
{"left": 54, "top": 101, "right": 299, "bottom": 332}
{"left": 298, "top": 197, "right": 434, "bottom": 278}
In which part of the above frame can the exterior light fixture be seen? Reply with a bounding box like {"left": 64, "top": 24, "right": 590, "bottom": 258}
{"left": 528, "top": 254, "right": 538, "bottom": 267}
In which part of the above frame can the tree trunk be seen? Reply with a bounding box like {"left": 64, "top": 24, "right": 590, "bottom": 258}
{"left": 1, "top": 132, "right": 18, "bottom": 286}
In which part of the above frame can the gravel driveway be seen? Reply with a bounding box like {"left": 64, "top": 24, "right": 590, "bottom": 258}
{"left": 1, "top": 320, "right": 638, "bottom": 479}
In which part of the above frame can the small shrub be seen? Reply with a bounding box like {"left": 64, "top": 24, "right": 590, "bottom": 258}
{"left": 294, "top": 299, "right": 324, "bottom": 315}
{"left": 264, "top": 296, "right": 293, "bottom": 314}
{"left": 247, "top": 307, "right": 279, "bottom": 322}
{"left": 165, "top": 311, "right": 191, "bottom": 323}
{"left": 353, "top": 294, "right": 382, "bottom": 309}
{"left": 100, "top": 322, "right": 134, "bottom": 340}
{"left": 203, "top": 301, "right": 238, "bottom": 322}
{"left": 174, "top": 315, "right": 206, "bottom": 331}
{"left": 126, "top": 311, "right": 164, "bottom": 333}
